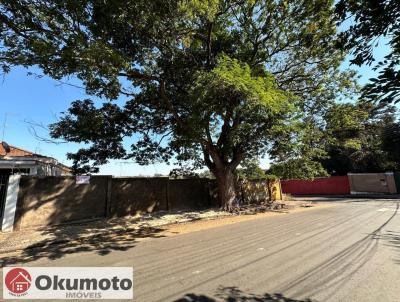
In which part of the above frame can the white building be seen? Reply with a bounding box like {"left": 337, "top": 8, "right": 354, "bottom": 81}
{"left": 0, "top": 141, "right": 71, "bottom": 176}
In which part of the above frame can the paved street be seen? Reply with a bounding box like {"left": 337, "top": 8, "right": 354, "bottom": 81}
{"left": 1, "top": 199, "right": 400, "bottom": 302}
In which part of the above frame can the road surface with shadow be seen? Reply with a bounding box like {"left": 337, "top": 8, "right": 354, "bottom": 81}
{"left": 0, "top": 198, "right": 399, "bottom": 302}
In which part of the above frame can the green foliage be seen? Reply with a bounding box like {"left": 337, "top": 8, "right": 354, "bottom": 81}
{"left": 209, "top": 56, "right": 292, "bottom": 113}
{"left": 322, "top": 102, "right": 400, "bottom": 174}
{"left": 336, "top": 0, "right": 400, "bottom": 104}
{"left": 268, "top": 158, "right": 329, "bottom": 180}
{"left": 197, "top": 170, "right": 215, "bottom": 179}
{"left": 268, "top": 114, "right": 330, "bottom": 180}
{"left": 0, "top": 1, "right": 354, "bottom": 187}
{"left": 270, "top": 101, "right": 400, "bottom": 179}
{"left": 186, "top": 55, "right": 295, "bottom": 163}
{"left": 236, "top": 158, "right": 268, "bottom": 180}
{"left": 178, "top": 0, "right": 221, "bottom": 21}
{"left": 323, "top": 103, "right": 369, "bottom": 150}
{"left": 380, "top": 122, "right": 400, "bottom": 168}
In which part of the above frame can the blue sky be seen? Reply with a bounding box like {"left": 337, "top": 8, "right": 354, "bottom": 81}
{"left": 0, "top": 70, "right": 174, "bottom": 176}
{"left": 0, "top": 42, "right": 396, "bottom": 176}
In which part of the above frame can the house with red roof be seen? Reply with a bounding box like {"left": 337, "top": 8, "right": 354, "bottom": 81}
{"left": 0, "top": 141, "right": 71, "bottom": 176}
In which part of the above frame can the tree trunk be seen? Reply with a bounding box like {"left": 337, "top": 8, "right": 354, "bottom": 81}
{"left": 215, "top": 169, "right": 237, "bottom": 211}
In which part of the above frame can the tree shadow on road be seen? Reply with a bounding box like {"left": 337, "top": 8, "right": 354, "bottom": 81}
{"left": 376, "top": 230, "right": 400, "bottom": 264}
{"left": 0, "top": 222, "right": 166, "bottom": 266}
{"left": 276, "top": 201, "right": 399, "bottom": 298}
{"left": 2, "top": 176, "right": 193, "bottom": 267}
{"left": 174, "top": 286, "right": 314, "bottom": 301}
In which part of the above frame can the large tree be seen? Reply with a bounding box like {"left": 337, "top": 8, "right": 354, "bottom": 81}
{"left": 0, "top": 0, "right": 353, "bottom": 209}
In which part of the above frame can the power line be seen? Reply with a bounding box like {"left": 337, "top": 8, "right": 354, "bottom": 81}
{"left": 1, "top": 112, "right": 19, "bottom": 142}
{"left": 1, "top": 113, "right": 8, "bottom": 142}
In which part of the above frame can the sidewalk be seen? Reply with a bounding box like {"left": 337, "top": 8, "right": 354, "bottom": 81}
{"left": 0, "top": 200, "right": 316, "bottom": 264}
{"left": 0, "top": 209, "right": 231, "bottom": 255}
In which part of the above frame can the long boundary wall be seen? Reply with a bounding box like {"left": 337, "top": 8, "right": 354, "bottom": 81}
{"left": 1, "top": 176, "right": 281, "bottom": 232}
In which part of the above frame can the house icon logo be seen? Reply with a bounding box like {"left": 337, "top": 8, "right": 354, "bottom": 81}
{"left": 5, "top": 268, "right": 32, "bottom": 296}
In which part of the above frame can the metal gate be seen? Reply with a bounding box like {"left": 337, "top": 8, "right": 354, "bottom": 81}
{"left": 0, "top": 173, "right": 9, "bottom": 223}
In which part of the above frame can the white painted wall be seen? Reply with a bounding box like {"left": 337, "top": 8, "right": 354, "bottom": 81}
{"left": 1, "top": 175, "right": 21, "bottom": 232}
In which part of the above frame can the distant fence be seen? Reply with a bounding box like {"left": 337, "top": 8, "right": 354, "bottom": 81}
{"left": 3, "top": 176, "right": 282, "bottom": 231}
{"left": 281, "top": 176, "right": 350, "bottom": 195}
{"left": 348, "top": 173, "right": 397, "bottom": 194}
{"left": 281, "top": 173, "right": 400, "bottom": 196}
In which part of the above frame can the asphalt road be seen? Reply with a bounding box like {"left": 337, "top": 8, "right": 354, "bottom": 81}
{"left": 2, "top": 198, "right": 400, "bottom": 302}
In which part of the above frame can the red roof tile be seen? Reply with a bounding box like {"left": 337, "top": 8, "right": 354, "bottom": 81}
{"left": 0, "top": 142, "right": 38, "bottom": 157}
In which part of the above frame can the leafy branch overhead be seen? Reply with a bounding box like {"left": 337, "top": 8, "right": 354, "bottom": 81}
{"left": 336, "top": 0, "right": 400, "bottom": 104}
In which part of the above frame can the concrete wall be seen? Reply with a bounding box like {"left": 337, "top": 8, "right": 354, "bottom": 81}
{"left": 110, "top": 178, "right": 215, "bottom": 215}
{"left": 167, "top": 179, "right": 213, "bottom": 210}
{"left": 11, "top": 176, "right": 217, "bottom": 230}
{"left": 348, "top": 173, "right": 397, "bottom": 194}
{"left": 110, "top": 177, "right": 168, "bottom": 217}
{"left": 14, "top": 176, "right": 109, "bottom": 230}
{"left": 4, "top": 176, "right": 280, "bottom": 231}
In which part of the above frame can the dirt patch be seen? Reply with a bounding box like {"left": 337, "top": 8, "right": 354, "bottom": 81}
{"left": 157, "top": 202, "right": 336, "bottom": 237}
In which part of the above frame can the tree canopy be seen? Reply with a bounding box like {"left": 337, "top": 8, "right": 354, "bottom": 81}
{"left": 0, "top": 0, "right": 354, "bottom": 208}
{"left": 336, "top": 0, "right": 400, "bottom": 104}
{"left": 268, "top": 102, "right": 400, "bottom": 179}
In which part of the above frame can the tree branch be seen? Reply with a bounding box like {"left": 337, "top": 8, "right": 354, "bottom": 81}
{"left": 229, "top": 149, "right": 245, "bottom": 169}
{"left": 0, "top": 13, "right": 28, "bottom": 38}
{"left": 206, "top": 22, "right": 213, "bottom": 67}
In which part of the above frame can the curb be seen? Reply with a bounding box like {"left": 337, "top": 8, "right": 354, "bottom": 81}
{"left": 0, "top": 233, "right": 102, "bottom": 256}
{"left": 0, "top": 205, "right": 299, "bottom": 257}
